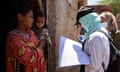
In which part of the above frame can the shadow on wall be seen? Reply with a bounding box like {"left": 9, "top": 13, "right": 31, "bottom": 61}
{"left": 0, "top": 0, "right": 19, "bottom": 71}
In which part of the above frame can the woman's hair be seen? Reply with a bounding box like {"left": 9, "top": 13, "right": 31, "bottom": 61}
{"left": 100, "top": 12, "right": 119, "bottom": 31}
{"left": 12, "top": 0, "right": 33, "bottom": 29}
{"left": 17, "top": 0, "right": 32, "bottom": 15}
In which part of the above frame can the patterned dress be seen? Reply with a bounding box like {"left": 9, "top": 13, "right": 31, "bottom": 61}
{"left": 6, "top": 29, "right": 46, "bottom": 72}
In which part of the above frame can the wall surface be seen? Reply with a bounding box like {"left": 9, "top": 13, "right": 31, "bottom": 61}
{"left": 47, "top": 0, "right": 87, "bottom": 72}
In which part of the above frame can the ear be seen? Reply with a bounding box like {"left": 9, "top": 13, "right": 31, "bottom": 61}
{"left": 17, "top": 13, "right": 23, "bottom": 20}
{"left": 100, "top": 16, "right": 106, "bottom": 23}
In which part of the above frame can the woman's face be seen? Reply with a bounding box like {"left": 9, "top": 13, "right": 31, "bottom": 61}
{"left": 36, "top": 17, "right": 45, "bottom": 29}
{"left": 19, "top": 10, "right": 34, "bottom": 29}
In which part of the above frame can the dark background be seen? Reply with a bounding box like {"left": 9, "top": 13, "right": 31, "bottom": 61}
{"left": 0, "top": 0, "right": 46, "bottom": 71}
{"left": 0, "top": 0, "right": 18, "bottom": 71}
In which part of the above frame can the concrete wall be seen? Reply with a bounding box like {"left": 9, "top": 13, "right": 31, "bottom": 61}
{"left": 47, "top": 0, "right": 87, "bottom": 72}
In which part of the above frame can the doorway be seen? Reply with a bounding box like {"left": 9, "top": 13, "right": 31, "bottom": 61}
{"left": 0, "top": 0, "right": 47, "bottom": 72}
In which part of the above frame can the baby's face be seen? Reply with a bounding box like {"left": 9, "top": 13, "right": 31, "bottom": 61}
{"left": 36, "top": 17, "right": 45, "bottom": 28}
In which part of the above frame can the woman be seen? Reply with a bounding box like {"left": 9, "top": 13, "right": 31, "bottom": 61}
{"left": 6, "top": 1, "right": 46, "bottom": 72}
{"left": 100, "top": 11, "right": 120, "bottom": 72}
{"left": 100, "top": 11, "right": 119, "bottom": 33}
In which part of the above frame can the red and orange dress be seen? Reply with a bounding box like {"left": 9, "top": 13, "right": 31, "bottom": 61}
{"left": 6, "top": 29, "right": 46, "bottom": 72}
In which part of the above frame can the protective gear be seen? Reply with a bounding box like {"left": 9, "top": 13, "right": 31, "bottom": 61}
{"left": 101, "top": 22, "right": 108, "bottom": 28}
{"left": 79, "top": 12, "right": 101, "bottom": 40}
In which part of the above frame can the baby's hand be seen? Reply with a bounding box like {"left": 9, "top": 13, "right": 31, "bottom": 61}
{"left": 42, "top": 28, "right": 49, "bottom": 39}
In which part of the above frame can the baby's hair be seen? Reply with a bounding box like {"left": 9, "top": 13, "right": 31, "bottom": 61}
{"left": 34, "top": 12, "right": 45, "bottom": 21}
{"left": 33, "top": 12, "right": 47, "bottom": 28}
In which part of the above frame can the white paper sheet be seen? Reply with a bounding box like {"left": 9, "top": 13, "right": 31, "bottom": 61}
{"left": 58, "top": 36, "right": 90, "bottom": 67}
